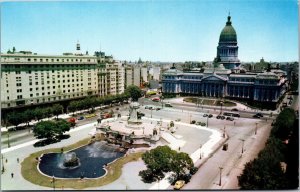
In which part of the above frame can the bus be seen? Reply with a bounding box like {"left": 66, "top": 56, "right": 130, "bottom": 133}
{"left": 223, "top": 112, "right": 240, "bottom": 117}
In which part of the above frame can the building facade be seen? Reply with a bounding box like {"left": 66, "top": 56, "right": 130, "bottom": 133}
{"left": 162, "top": 16, "right": 287, "bottom": 105}
{"left": 1, "top": 47, "right": 125, "bottom": 109}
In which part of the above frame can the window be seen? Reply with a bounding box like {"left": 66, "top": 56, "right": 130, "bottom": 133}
{"left": 36, "top": 87, "right": 39, "bottom": 91}
{"left": 42, "top": 93, "right": 45, "bottom": 95}
{"left": 17, "top": 89, "right": 22, "bottom": 93}
{"left": 7, "top": 96, "right": 9, "bottom": 100}
{"left": 53, "top": 91, "right": 56, "bottom": 94}
{"left": 17, "top": 95, "right": 23, "bottom": 99}
{"left": 29, "top": 82, "right": 32, "bottom": 86}
{"left": 53, "top": 86, "right": 55, "bottom": 89}
{"left": 16, "top": 83, "right": 22, "bottom": 86}
{"left": 30, "top": 94, "right": 33, "bottom": 97}
{"left": 48, "top": 92, "right": 50, "bottom": 95}
{"left": 30, "top": 88, "right": 33, "bottom": 91}
{"left": 36, "top": 93, "right": 39, "bottom": 96}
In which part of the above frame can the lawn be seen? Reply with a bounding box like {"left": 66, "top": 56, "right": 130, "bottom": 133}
{"left": 21, "top": 137, "right": 143, "bottom": 189}
{"left": 183, "top": 97, "right": 236, "bottom": 107}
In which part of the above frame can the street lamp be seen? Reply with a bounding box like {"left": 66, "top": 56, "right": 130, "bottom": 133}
{"left": 255, "top": 122, "right": 258, "bottom": 135}
{"left": 206, "top": 116, "right": 209, "bottom": 128}
{"left": 240, "top": 139, "right": 245, "bottom": 155}
{"left": 223, "top": 126, "right": 226, "bottom": 138}
{"left": 219, "top": 167, "right": 223, "bottom": 186}
{"left": 7, "top": 131, "right": 10, "bottom": 148}
{"left": 220, "top": 101, "right": 224, "bottom": 114}
{"left": 2, "top": 155, "right": 5, "bottom": 174}
{"left": 199, "top": 144, "right": 202, "bottom": 159}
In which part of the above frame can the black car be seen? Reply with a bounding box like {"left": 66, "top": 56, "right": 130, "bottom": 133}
{"left": 226, "top": 117, "right": 234, "bottom": 121}
{"left": 255, "top": 113, "right": 263, "bottom": 117}
{"left": 253, "top": 114, "right": 261, "bottom": 118}
{"left": 203, "top": 114, "right": 208, "bottom": 117}
{"left": 216, "top": 115, "right": 221, "bottom": 119}
{"left": 220, "top": 116, "right": 225, "bottom": 120}
{"left": 208, "top": 114, "right": 213, "bottom": 118}
{"left": 231, "top": 108, "right": 239, "bottom": 112}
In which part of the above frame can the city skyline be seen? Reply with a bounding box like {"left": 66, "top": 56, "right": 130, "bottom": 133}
{"left": 1, "top": 0, "right": 299, "bottom": 62}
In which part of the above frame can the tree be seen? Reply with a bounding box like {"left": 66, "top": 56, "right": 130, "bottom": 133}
{"left": 34, "top": 108, "right": 47, "bottom": 121}
{"left": 139, "top": 146, "right": 194, "bottom": 183}
{"left": 52, "top": 104, "right": 63, "bottom": 119}
{"left": 124, "top": 85, "right": 142, "bottom": 101}
{"left": 23, "top": 109, "right": 34, "bottom": 127}
{"left": 68, "top": 101, "right": 79, "bottom": 115}
{"left": 7, "top": 112, "right": 24, "bottom": 129}
{"left": 33, "top": 119, "right": 71, "bottom": 140}
{"left": 271, "top": 108, "right": 296, "bottom": 140}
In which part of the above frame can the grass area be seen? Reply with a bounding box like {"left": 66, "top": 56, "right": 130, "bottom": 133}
{"left": 21, "top": 137, "right": 143, "bottom": 189}
{"left": 183, "top": 97, "right": 236, "bottom": 107}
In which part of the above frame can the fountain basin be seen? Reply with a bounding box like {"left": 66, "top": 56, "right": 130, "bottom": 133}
{"left": 38, "top": 141, "right": 125, "bottom": 178}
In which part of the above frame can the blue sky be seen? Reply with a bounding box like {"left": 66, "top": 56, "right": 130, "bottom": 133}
{"left": 1, "top": 0, "right": 298, "bottom": 62}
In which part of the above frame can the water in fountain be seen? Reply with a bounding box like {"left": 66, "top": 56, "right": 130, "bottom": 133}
{"left": 85, "top": 141, "right": 119, "bottom": 158}
{"left": 58, "top": 152, "right": 80, "bottom": 169}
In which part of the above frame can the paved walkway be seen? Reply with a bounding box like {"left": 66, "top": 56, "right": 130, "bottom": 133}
{"left": 165, "top": 96, "right": 283, "bottom": 116}
{"left": 1, "top": 114, "right": 224, "bottom": 190}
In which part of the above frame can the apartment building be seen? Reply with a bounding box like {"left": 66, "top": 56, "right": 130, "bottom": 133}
{"left": 1, "top": 49, "right": 125, "bottom": 109}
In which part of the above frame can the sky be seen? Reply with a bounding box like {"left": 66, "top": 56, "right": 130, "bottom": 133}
{"left": 1, "top": 0, "right": 299, "bottom": 62}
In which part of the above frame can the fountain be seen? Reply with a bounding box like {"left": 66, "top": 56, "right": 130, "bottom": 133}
{"left": 62, "top": 152, "right": 80, "bottom": 168}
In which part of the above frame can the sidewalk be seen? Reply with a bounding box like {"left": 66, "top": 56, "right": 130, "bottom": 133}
{"left": 165, "top": 97, "right": 280, "bottom": 115}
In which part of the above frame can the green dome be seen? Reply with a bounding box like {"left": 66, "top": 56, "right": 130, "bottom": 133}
{"left": 219, "top": 16, "right": 237, "bottom": 42}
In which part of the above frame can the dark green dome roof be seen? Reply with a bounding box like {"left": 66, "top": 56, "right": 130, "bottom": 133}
{"left": 219, "top": 16, "right": 237, "bottom": 42}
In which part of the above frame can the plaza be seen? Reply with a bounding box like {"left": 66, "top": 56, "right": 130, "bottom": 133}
{"left": 0, "top": 94, "right": 283, "bottom": 190}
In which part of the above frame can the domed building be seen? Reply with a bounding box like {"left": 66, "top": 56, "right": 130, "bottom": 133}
{"left": 162, "top": 15, "right": 288, "bottom": 109}
{"left": 215, "top": 15, "right": 240, "bottom": 69}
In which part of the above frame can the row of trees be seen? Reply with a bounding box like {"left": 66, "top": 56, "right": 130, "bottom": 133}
{"left": 139, "top": 146, "right": 197, "bottom": 184}
{"left": 238, "top": 108, "right": 298, "bottom": 189}
{"left": 4, "top": 85, "right": 143, "bottom": 130}
{"left": 5, "top": 104, "right": 63, "bottom": 129}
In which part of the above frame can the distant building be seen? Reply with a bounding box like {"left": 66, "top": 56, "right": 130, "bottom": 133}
{"left": 162, "top": 15, "right": 287, "bottom": 107}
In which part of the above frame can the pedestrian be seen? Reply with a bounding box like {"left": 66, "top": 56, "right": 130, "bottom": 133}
{"left": 17, "top": 158, "right": 19, "bottom": 163}
{"left": 11, "top": 173, "right": 14, "bottom": 178}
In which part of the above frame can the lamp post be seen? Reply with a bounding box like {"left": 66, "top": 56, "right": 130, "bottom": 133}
{"left": 255, "top": 122, "right": 258, "bottom": 135}
{"left": 199, "top": 144, "right": 202, "bottom": 159}
{"left": 223, "top": 126, "right": 226, "bottom": 138}
{"left": 206, "top": 116, "right": 209, "bottom": 128}
{"left": 7, "top": 131, "right": 10, "bottom": 148}
{"left": 220, "top": 101, "right": 224, "bottom": 115}
{"left": 2, "top": 155, "right": 5, "bottom": 174}
{"left": 240, "top": 139, "right": 245, "bottom": 156}
{"left": 219, "top": 167, "right": 223, "bottom": 186}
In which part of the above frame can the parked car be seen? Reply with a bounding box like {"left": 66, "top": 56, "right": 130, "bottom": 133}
{"left": 253, "top": 114, "right": 261, "bottom": 118}
{"left": 216, "top": 115, "right": 221, "bottom": 119}
{"left": 231, "top": 108, "right": 239, "bottom": 111}
{"left": 203, "top": 114, "right": 208, "bottom": 117}
{"left": 190, "top": 120, "right": 196, "bottom": 124}
{"left": 152, "top": 97, "right": 160, "bottom": 102}
{"left": 165, "top": 103, "right": 173, "bottom": 107}
{"left": 77, "top": 116, "right": 84, "bottom": 120}
{"left": 145, "top": 105, "right": 153, "bottom": 109}
{"left": 174, "top": 180, "right": 185, "bottom": 190}
{"left": 208, "top": 114, "right": 213, "bottom": 118}
{"left": 220, "top": 116, "right": 225, "bottom": 120}
{"left": 226, "top": 117, "right": 234, "bottom": 121}
{"left": 100, "top": 113, "right": 112, "bottom": 119}
{"left": 85, "top": 114, "right": 97, "bottom": 118}
{"left": 255, "top": 113, "right": 263, "bottom": 117}
{"left": 156, "top": 107, "right": 161, "bottom": 111}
